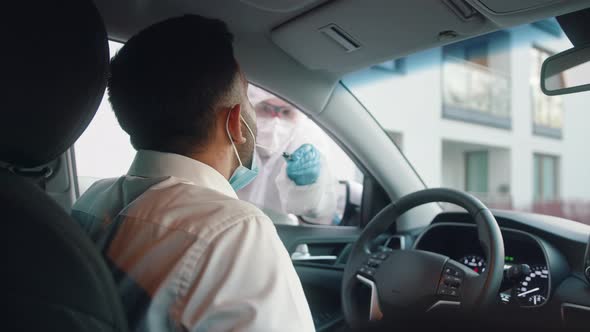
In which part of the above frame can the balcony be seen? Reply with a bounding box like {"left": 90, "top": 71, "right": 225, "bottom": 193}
{"left": 442, "top": 56, "right": 511, "bottom": 129}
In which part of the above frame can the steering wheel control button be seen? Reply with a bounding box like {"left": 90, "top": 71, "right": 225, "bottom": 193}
{"left": 443, "top": 266, "right": 464, "bottom": 280}
{"left": 372, "top": 252, "right": 389, "bottom": 260}
{"left": 359, "top": 266, "right": 376, "bottom": 278}
{"left": 367, "top": 259, "right": 381, "bottom": 268}
{"left": 444, "top": 266, "right": 464, "bottom": 278}
{"left": 437, "top": 285, "right": 459, "bottom": 297}
{"left": 438, "top": 264, "right": 465, "bottom": 298}
{"left": 359, "top": 256, "right": 387, "bottom": 278}
{"left": 443, "top": 276, "right": 462, "bottom": 288}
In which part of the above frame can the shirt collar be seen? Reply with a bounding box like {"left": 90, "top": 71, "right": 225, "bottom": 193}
{"left": 127, "top": 149, "right": 237, "bottom": 199}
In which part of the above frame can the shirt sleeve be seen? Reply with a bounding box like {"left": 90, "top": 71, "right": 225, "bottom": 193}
{"left": 178, "top": 215, "right": 315, "bottom": 332}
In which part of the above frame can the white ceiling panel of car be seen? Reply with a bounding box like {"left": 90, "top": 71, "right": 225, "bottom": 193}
{"left": 94, "top": 0, "right": 590, "bottom": 114}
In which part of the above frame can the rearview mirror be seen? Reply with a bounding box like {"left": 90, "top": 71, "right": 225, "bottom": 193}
{"left": 541, "top": 44, "right": 590, "bottom": 96}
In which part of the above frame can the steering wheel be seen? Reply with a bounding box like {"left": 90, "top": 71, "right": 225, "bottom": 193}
{"left": 342, "top": 188, "right": 504, "bottom": 327}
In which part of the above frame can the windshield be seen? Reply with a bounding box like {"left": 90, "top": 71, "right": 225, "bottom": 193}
{"left": 343, "top": 19, "right": 590, "bottom": 226}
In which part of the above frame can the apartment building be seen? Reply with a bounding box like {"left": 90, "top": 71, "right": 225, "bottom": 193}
{"left": 344, "top": 19, "right": 590, "bottom": 219}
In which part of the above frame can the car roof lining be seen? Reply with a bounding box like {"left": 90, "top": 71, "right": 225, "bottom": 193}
{"left": 95, "top": 0, "right": 590, "bottom": 115}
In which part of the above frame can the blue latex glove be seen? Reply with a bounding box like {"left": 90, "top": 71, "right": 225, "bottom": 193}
{"left": 286, "top": 144, "right": 321, "bottom": 186}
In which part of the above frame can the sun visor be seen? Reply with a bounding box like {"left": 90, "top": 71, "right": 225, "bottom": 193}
{"left": 271, "top": 0, "right": 590, "bottom": 73}
{"left": 271, "top": 0, "right": 491, "bottom": 73}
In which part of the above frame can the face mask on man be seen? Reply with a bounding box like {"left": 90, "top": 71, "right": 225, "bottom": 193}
{"left": 225, "top": 110, "right": 259, "bottom": 191}
{"left": 256, "top": 117, "right": 296, "bottom": 157}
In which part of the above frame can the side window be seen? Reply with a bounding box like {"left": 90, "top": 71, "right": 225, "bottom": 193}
{"left": 74, "top": 61, "right": 364, "bottom": 226}
{"left": 240, "top": 85, "right": 364, "bottom": 226}
{"left": 74, "top": 41, "right": 136, "bottom": 194}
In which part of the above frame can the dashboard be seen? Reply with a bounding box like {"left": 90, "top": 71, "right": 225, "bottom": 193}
{"left": 414, "top": 223, "right": 554, "bottom": 308}
{"left": 281, "top": 208, "right": 590, "bottom": 330}
{"left": 403, "top": 211, "right": 590, "bottom": 329}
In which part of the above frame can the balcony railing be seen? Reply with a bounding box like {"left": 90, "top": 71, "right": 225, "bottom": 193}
{"left": 442, "top": 56, "right": 511, "bottom": 128}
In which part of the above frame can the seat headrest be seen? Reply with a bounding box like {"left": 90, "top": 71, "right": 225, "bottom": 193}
{"left": 0, "top": 1, "right": 109, "bottom": 168}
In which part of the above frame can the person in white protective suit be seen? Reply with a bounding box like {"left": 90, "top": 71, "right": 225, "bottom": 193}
{"left": 237, "top": 87, "right": 338, "bottom": 225}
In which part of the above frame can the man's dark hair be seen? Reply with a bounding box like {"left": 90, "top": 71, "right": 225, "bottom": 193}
{"left": 108, "top": 15, "right": 239, "bottom": 153}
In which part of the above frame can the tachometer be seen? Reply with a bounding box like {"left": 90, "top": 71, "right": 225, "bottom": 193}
{"left": 459, "top": 255, "right": 486, "bottom": 274}
{"left": 514, "top": 264, "right": 549, "bottom": 307}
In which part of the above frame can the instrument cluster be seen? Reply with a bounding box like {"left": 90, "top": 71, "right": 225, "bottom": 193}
{"left": 458, "top": 254, "right": 549, "bottom": 307}
{"left": 414, "top": 223, "right": 552, "bottom": 309}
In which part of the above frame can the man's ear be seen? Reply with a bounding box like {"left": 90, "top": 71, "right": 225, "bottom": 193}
{"left": 227, "top": 104, "right": 246, "bottom": 145}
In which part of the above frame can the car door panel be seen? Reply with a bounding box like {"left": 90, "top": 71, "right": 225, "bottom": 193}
{"left": 276, "top": 224, "right": 361, "bottom": 331}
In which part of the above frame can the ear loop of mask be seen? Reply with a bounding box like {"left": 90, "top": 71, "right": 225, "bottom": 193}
{"left": 225, "top": 109, "right": 256, "bottom": 167}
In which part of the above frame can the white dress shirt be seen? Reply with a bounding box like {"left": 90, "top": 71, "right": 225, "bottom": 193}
{"left": 72, "top": 150, "right": 315, "bottom": 332}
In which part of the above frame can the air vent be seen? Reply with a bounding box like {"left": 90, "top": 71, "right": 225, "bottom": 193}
{"left": 444, "top": 0, "right": 481, "bottom": 20}
{"left": 319, "top": 24, "right": 361, "bottom": 52}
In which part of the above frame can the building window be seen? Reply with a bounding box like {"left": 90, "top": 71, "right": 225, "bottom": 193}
{"left": 531, "top": 47, "right": 563, "bottom": 138}
{"left": 465, "top": 151, "right": 489, "bottom": 194}
{"left": 442, "top": 32, "right": 511, "bottom": 129}
{"left": 533, "top": 154, "right": 559, "bottom": 201}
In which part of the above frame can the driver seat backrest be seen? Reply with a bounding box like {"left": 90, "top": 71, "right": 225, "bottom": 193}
{"left": 0, "top": 1, "right": 129, "bottom": 331}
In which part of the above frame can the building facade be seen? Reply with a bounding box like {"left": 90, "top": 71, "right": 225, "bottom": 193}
{"left": 344, "top": 20, "right": 590, "bottom": 220}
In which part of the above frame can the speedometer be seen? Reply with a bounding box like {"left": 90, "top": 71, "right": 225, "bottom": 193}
{"left": 514, "top": 265, "right": 549, "bottom": 307}
{"left": 459, "top": 255, "right": 486, "bottom": 274}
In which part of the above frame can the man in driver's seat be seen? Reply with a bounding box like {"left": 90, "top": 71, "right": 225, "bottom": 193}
{"left": 71, "top": 15, "right": 314, "bottom": 331}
